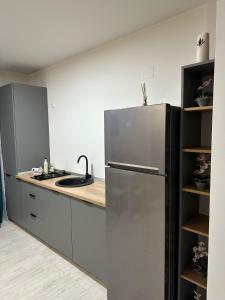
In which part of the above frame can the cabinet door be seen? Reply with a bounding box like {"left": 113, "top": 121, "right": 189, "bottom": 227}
{"left": 71, "top": 199, "right": 106, "bottom": 283}
{"left": 13, "top": 84, "right": 50, "bottom": 172}
{"left": 5, "top": 176, "right": 25, "bottom": 227}
{"left": 0, "top": 85, "right": 17, "bottom": 174}
{"left": 40, "top": 189, "right": 72, "bottom": 260}
{"left": 22, "top": 183, "right": 72, "bottom": 259}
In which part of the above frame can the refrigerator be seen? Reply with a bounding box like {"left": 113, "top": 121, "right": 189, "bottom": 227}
{"left": 105, "top": 104, "right": 180, "bottom": 300}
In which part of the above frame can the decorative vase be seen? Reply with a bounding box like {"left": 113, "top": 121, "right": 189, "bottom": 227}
{"left": 196, "top": 33, "right": 209, "bottom": 63}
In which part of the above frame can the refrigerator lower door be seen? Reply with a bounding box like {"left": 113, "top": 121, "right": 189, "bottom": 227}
{"left": 106, "top": 167, "right": 166, "bottom": 300}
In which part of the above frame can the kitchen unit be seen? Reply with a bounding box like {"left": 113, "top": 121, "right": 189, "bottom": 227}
{"left": 105, "top": 104, "right": 180, "bottom": 300}
{"left": 0, "top": 83, "right": 106, "bottom": 285}
{"left": 15, "top": 173, "right": 106, "bottom": 284}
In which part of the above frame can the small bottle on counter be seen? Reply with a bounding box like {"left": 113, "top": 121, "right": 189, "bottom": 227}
{"left": 43, "top": 158, "right": 49, "bottom": 175}
{"left": 49, "top": 164, "right": 54, "bottom": 173}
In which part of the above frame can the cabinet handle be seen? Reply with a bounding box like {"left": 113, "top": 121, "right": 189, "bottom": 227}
{"left": 30, "top": 213, "right": 37, "bottom": 218}
{"left": 6, "top": 174, "right": 11, "bottom": 177}
{"left": 29, "top": 193, "right": 36, "bottom": 199}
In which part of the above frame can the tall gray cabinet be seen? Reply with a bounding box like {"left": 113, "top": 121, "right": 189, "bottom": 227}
{"left": 0, "top": 83, "right": 50, "bottom": 175}
{"left": 0, "top": 83, "right": 50, "bottom": 222}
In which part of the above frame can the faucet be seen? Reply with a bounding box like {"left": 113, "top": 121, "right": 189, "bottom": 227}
{"left": 77, "top": 155, "right": 92, "bottom": 179}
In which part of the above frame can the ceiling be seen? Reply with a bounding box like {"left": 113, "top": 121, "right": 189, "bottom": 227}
{"left": 0, "top": 0, "right": 206, "bottom": 74}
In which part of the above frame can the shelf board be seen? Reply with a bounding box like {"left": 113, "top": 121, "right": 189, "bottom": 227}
{"left": 181, "top": 265, "right": 207, "bottom": 289}
{"left": 183, "top": 185, "right": 210, "bottom": 196}
{"left": 182, "top": 215, "right": 209, "bottom": 237}
{"left": 183, "top": 106, "right": 213, "bottom": 112}
{"left": 183, "top": 147, "right": 211, "bottom": 154}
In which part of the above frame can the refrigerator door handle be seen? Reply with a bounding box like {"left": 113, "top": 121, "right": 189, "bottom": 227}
{"left": 108, "top": 161, "right": 160, "bottom": 174}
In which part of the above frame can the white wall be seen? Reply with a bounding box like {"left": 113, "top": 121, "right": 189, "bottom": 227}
{"left": 0, "top": 71, "right": 28, "bottom": 86}
{"left": 208, "top": 0, "right": 225, "bottom": 298}
{"left": 29, "top": 5, "right": 214, "bottom": 178}
{"left": 206, "top": 0, "right": 217, "bottom": 58}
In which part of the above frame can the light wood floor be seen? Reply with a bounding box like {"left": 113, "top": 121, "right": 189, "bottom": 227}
{"left": 0, "top": 221, "right": 107, "bottom": 300}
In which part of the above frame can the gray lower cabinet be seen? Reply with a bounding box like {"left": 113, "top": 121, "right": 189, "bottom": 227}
{"left": 5, "top": 176, "right": 26, "bottom": 227}
{"left": 10, "top": 180, "right": 106, "bottom": 283}
{"left": 71, "top": 199, "right": 106, "bottom": 284}
{"left": 22, "top": 182, "right": 72, "bottom": 260}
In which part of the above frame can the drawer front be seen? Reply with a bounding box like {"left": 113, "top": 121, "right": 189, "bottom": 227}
{"left": 23, "top": 183, "right": 44, "bottom": 219}
{"left": 25, "top": 211, "right": 45, "bottom": 240}
{"left": 22, "top": 183, "right": 72, "bottom": 259}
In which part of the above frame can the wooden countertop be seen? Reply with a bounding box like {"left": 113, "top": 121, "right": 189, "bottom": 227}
{"left": 16, "top": 172, "right": 106, "bottom": 208}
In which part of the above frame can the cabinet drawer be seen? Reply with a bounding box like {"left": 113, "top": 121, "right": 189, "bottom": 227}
{"left": 25, "top": 211, "right": 46, "bottom": 239}
{"left": 22, "top": 183, "right": 72, "bottom": 259}
{"left": 23, "top": 183, "right": 45, "bottom": 219}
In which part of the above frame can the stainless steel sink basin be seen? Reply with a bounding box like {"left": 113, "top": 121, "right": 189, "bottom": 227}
{"left": 55, "top": 176, "right": 94, "bottom": 187}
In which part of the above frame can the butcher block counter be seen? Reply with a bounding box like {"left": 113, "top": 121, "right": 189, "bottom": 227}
{"left": 16, "top": 172, "right": 106, "bottom": 208}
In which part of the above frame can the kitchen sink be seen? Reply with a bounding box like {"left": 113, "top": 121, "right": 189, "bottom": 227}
{"left": 55, "top": 176, "right": 94, "bottom": 187}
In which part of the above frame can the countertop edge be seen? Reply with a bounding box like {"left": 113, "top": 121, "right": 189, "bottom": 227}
{"left": 16, "top": 174, "right": 106, "bottom": 208}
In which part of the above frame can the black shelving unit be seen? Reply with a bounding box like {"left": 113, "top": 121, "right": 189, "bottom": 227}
{"left": 178, "top": 60, "right": 214, "bottom": 300}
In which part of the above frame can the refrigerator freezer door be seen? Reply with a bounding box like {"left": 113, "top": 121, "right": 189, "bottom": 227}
{"left": 106, "top": 167, "right": 166, "bottom": 300}
{"left": 105, "top": 104, "right": 168, "bottom": 175}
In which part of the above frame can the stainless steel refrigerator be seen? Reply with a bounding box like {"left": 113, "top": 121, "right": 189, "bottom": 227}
{"left": 105, "top": 104, "right": 180, "bottom": 300}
